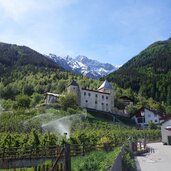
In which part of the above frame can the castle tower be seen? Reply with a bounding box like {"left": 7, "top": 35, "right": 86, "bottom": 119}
{"left": 98, "top": 80, "right": 113, "bottom": 93}
{"left": 67, "top": 80, "right": 81, "bottom": 106}
{"left": 98, "top": 80, "right": 115, "bottom": 113}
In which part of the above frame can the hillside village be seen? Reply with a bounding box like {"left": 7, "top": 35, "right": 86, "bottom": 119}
{"left": 1, "top": 1, "right": 171, "bottom": 170}
{"left": 0, "top": 41, "right": 169, "bottom": 131}
{"left": 45, "top": 80, "right": 165, "bottom": 128}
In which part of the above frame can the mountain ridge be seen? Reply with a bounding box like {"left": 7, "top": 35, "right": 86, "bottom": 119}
{"left": 106, "top": 38, "right": 171, "bottom": 105}
{"left": 0, "top": 42, "right": 119, "bottom": 79}
{"left": 0, "top": 42, "right": 60, "bottom": 69}
{"left": 48, "top": 54, "right": 119, "bottom": 79}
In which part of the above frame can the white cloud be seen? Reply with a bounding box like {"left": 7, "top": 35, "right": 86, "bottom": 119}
{"left": 0, "top": 0, "right": 35, "bottom": 20}
{"left": 0, "top": 0, "right": 76, "bottom": 21}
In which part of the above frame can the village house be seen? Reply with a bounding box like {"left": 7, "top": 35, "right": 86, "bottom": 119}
{"left": 161, "top": 118, "right": 171, "bottom": 145}
{"left": 119, "top": 96, "right": 133, "bottom": 106}
{"left": 131, "top": 107, "right": 162, "bottom": 128}
{"left": 45, "top": 92, "right": 61, "bottom": 104}
{"left": 45, "top": 80, "right": 115, "bottom": 113}
{"left": 117, "top": 96, "right": 134, "bottom": 116}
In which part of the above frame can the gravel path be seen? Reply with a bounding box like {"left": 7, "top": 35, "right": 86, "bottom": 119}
{"left": 135, "top": 142, "right": 171, "bottom": 171}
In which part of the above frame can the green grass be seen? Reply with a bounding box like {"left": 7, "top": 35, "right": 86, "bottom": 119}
{"left": 71, "top": 147, "right": 120, "bottom": 171}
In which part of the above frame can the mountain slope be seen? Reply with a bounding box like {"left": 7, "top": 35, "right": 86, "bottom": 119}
{"left": 106, "top": 38, "right": 171, "bottom": 105}
{"left": 0, "top": 42, "right": 74, "bottom": 100}
{"left": 48, "top": 54, "right": 118, "bottom": 79}
{"left": 0, "top": 42, "right": 60, "bottom": 68}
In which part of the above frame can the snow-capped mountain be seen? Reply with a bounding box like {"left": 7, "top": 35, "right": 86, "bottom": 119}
{"left": 48, "top": 54, "right": 120, "bottom": 79}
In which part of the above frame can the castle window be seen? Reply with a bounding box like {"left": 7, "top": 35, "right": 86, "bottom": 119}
{"left": 88, "top": 93, "right": 91, "bottom": 96}
{"left": 95, "top": 94, "right": 98, "bottom": 98}
{"left": 102, "top": 95, "right": 104, "bottom": 99}
{"left": 106, "top": 96, "right": 108, "bottom": 100}
{"left": 84, "top": 92, "right": 86, "bottom": 96}
{"left": 106, "top": 103, "right": 109, "bottom": 111}
{"left": 86, "top": 100, "right": 88, "bottom": 103}
{"left": 95, "top": 101, "right": 97, "bottom": 104}
{"left": 101, "top": 103, "right": 104, "bottom": 105}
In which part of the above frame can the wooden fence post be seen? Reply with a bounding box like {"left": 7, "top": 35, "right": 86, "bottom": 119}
{"left": 46, "top": 164, "right": 49, "bottom": 171}
{"left": 42, "top": 164, "right": 45, "bottom": 171}
{"left": 82, "top": 144, "right": 85, "bottom": 156}
{"left": 64, "top": 143, "right": 71, "bottom": 171}
{"left": 128, "top": 137, "right": 133, "bottom": 152}
{"left": 34, "top": 166, "right": 37, "bottom": 171}
{"left": 38, "top": 166, "right": 41, "bottom": 171}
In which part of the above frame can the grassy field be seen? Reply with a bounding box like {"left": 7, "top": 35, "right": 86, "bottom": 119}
{"left": 72, "top": 147, "right": 121, "bottom": 171}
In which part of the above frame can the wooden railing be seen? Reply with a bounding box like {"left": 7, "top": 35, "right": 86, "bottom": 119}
{"left": 0, "top": 142, "right": 116, "bottom": 170}
{"left": 0, "top": 143, "right": 116, "bottom": 159}
{"left": 0, "top": 145, "right": 64, "bottom": 159}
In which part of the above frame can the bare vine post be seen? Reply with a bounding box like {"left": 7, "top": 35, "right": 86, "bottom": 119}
{"left": 128, "top": 136, "right": 133, "bottom": 152}
{"left": 64, "top": 143, "right": 71, "bottom": 171}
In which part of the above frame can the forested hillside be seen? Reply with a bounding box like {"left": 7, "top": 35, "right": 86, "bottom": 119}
{"left": 0, "top": 42, "right": 60, "bottom": 68}
{"left": 0, "top": 42, "right": 105, "bottom": 109}
{"left": 0, "top": 41, "right": 168, "bottom": 113}
{"left": 106, "top": 38, "right": 171, "bottom": 106}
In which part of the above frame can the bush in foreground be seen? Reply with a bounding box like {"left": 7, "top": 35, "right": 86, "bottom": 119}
{"left": 72, "top": 148, "right": 120, "bottom": 171}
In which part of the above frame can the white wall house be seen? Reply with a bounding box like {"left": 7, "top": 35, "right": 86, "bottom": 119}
{"left": 131, "top": 107, "right": 161, "bottom": 128}
{"left": 119, "top": 96, "right": 134, "bottom": 106}
{"left": 117, "top": 96, "right": 134, "bottom": 116}
{"left": 161, "top": 119, "right": 171, "bottom": 145}
{"left": 67, "top": 80, "right": 115, "bottom": 113}
{"left": 80, "top": 89, "right": 113, "bottom": 112}
{"left": 45, "top": 93, "right": 61, "bottom": 104}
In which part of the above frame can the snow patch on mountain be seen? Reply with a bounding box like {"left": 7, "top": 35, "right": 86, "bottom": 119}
{"left": 48, "top": 54, "right": 120, "bottom": 79}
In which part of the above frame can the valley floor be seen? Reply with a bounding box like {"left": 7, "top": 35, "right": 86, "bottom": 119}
{"left": 135, "top": 142, "right": 171, "bottom": 171}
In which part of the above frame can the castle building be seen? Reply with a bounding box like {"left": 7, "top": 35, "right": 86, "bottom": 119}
{"left": 45, "top": 80, "right": 115, "bottom": 113}
{"left": 67, "top": 80, "right": 114, "bottom": 113}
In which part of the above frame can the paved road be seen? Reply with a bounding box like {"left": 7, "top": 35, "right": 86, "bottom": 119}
{"left": 135, "top": 142, "right": 171, "bottom": 171}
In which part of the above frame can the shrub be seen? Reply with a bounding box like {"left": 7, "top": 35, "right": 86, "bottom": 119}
{"left": 15, "top": 95, "right": 31, "bottom": 109}
{"left": 67, "top": 107, "right": 78, "bottom": 114}
{"left": 59, "top": 92, "right": 77, "bottom": 110}
{"left": 72, "top": 149, "right": 120, "bottom": 171}
{"left": 148, "top": 121, "right": 157, "bottom": 130}
{"left": 122, "top": 149, "right": 136, "bottom": 171}
{"left": 1, "top": 99, "right": 15, "bottom": 110}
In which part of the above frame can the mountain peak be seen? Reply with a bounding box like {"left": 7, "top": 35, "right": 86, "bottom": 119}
{"left": 168, "top": 37, "right": 171, "bottom": 41}
{"left": 49, "top": 54, "right": 119, "bottom": 79}
{"left": 75, "top": 55, "right": 88, "bottom": 62}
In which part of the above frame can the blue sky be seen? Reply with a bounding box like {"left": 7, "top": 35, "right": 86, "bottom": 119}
{"left": 0, "top": 0, "right": 170, "bottom": 65}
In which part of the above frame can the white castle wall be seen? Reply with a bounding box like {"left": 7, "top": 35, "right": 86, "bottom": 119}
{"left": 80, "top": 89, "right": 112, "bottom": 112}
